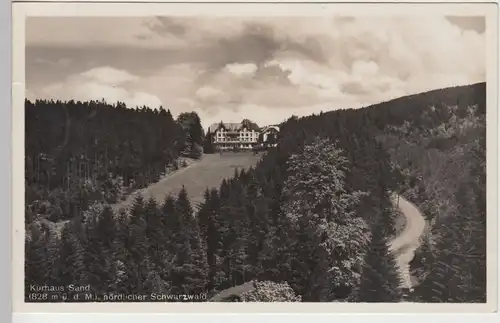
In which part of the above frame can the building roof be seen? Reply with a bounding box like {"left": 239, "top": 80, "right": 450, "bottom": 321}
{"left": 260, "top": 125, "right": 280, "bottom": 133}
{"left": 210, "top": 281, "right": 257, "bottom": 301}
{"left": 208, "top": 119, "right": 260, "bottom": 133}
{"left": 208, "top": 122, "right": 239, "bottom": 133}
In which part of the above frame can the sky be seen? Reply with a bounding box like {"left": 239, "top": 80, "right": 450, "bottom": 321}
{"left": 25, "top": 16, "right": 486, "bottom": 130}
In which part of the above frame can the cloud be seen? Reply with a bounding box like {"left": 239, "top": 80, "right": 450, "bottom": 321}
{"left": 446, "top": 16, "right": 486, "bottom": 33}
{"left": 33, "top": 57, "right": 72, "bottom": 67}
{"left": 26, "top": 17, "right": 190, "bottom": 49}
{"left": 81, "top": 67, "right": 138, "bottom": 85}
{"left": 225, "top": 63, "right": 258, "bottom": 77}
{"left": 144, "top": 17, "right": 187, "bottom": 37}
{"left": 351, "top": 60, "right": 379, "bottom": 76}
{"left": 195, "top": 86, "right": 228, "bottom": 104}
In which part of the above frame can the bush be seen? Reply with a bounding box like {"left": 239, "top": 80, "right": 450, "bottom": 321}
{"left": 190, "top": 143, "right": 204, "bottom": 159}
{"left": 240, "top": 281, "right": 301, "bottom": 302}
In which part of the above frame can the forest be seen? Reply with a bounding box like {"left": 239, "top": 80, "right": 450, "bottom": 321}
{"left": 25, "top": 99, "right": 204, "bottom": 224}
{"left": 25, "top": 82, "right": 486, "bottom": 303}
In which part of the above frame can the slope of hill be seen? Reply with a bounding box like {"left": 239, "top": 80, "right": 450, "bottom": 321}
{"left": 25, "top": 99, "right": 210, "bottom": 227}
{"left": 195, "top": 82, "right": 486, "bottom": 302}
{"left": 368, "top": 83, "right": 486, "bottom": 302}
{"left": 25, "top": 99, "right": 185, "bottom": 224}
{"left": 24, "top": 83, "right": 486, "bottom": 303}
{"left": 113, "top": 152, "right": 263, "bottom": 212}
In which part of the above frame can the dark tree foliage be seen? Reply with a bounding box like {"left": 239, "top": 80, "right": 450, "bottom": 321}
{"left": 203, "top": 132, "right": 216, "bottom": 154}
{"left": 239, "top": 281, "right": 302, "bottom": 302}
{"left": 177, "top": 112, "right": 205, "bottom": 159}
{"left": 169, "top": 187, "right": 209, "bottom": 295}
{"left": 197, "top": 188, "right": 222, "bottom": 290}
{"left": 353, "top": 217, "right": 403, "bottom": 302}
{"left": 371, "top": 83, "right": 487, "bottom": 303}
{"left": 194, "top": 82, "right": 486, "bottom": 302}
{"left": 273, "top": 137, "right": 370, "bottom": 301}
{"left": 25, "top": 223, "right": 51, "bottom": 300}
{"left": 56, "top": 221, "right": 86, "bottom": 300}
{"left": 412, "top": 132, "right": 486, "bottom": 303}
{"left": 190, "top": 96, "right": 401, "bottom": 300}
{"left": 25, "top": 99, "right": 185, "bottom": 224}
{"left": 25, "top": 83, "right": 486, "bottom": 303}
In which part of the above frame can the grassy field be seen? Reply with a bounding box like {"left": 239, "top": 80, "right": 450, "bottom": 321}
{"left": 114, "top": 152, "right": 264, "bottom": 211}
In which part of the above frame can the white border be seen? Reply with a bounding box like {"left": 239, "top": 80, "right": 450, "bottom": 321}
{"left": 9, "top": 0, "right": 500, "bottom": 3}
{"left": 11, "top": 0, "right": 500, "bottom": 315}
{"left": 2, "top": 1, "right": 12, "bottom": 323}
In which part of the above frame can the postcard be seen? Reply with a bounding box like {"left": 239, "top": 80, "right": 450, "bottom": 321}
{"left": 11, "top": 0, "right": 499, "bottom": 314}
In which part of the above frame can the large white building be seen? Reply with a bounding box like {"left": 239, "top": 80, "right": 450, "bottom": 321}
{"left": 208, "top": 119, "right": 261, "bottom": 151}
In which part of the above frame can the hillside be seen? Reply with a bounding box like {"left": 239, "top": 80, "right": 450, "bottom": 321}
{"left": 364, "top": 83, "right": 486, "bottom": 302}
{"left": 113, "top": 152, "right": 263, "bottom": 212}
{"left": 24, "top": 83, "right": 486, "bottom": 303}
{"left": 25, "top": 99, "right": 210, "bottom": 226}
{"left": 194, "top": 82, "right": 486, "bottom": 302}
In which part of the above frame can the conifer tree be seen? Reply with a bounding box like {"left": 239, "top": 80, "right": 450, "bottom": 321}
{"left": 161, "top": 194, "right": 179, "bottom": 250}
{"left": 94, "top": 205, "right": 117, "bottom": 291}
{"left": 97, "top": 205, "right": 116, "bottom": 249}
{"left": 144, "top": 198, "right": 162, "bottom": 263}
{"left": 176, "top": 186, "right": 193, "bottom": 226}
{"left": 203, "top": 132, "right": 216, "bottom": 154}
{"left": 25, "top": 223, "right": 50, "bottom": 299}
{"left": 197, "top": 189, "right": 212, "bottom": 244}
{"left": 58, "top": 222, "right": 86, "bottom": 299}
{"left": 110, "top": 208, "right": 130, "bottom": 294}
{"left": 354, "top": 217, "right": 403, "bottom": 302}
{"left": 170, "top": 187, "right": 208, "bottom": 295}
{"left": 83, "top": 211, "right": 109, "bottom": 294}
{"left": 143, "top": 197, "right": 169, "bottom": 288}
{"left": 126, "top": 195, "right": 149, "bottom": 293}
{"left": 197, "top": 188, "right": 222, "bottom": 290}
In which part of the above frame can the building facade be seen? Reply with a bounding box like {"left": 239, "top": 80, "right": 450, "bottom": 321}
{"left": 208, "top": 119, "right": 261, "bottom": 151}
{"left": 260, "top": 125, "right": 279, "bottom": 147}
{"left": 208, "top": 120, "right": 280, "bottom": 151}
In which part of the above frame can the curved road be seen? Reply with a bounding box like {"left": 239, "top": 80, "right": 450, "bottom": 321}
{"left": 388, "top": 194, "right": 427, "bottom": 290}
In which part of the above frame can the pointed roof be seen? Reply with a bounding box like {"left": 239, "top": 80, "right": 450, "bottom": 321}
{"left": 208, "top": 119, "right": 260, "bottom": 133}
{"left": 260, "top": 125, "right": 280, "bottom": 133}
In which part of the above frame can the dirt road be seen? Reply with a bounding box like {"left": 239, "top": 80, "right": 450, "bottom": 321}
{"left": 388, "top": 194, "right": 427, "bottom": 289}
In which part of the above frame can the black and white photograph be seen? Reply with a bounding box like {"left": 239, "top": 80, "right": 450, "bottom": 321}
{"left": 16, "top": 2, "right": 495, "bottom": 308}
